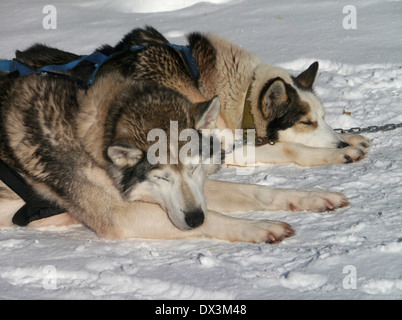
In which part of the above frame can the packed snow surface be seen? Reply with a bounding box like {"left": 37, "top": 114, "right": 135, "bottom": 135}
{"left": 0, "top": 0, "right": 401, "bottom": 300}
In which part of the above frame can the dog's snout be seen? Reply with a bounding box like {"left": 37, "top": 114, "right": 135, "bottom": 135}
{"left": 337, "top": 141, "right": 350, "bottom": 149}
{"left": 184, "top": 209, "right": 205, "bottom": 229}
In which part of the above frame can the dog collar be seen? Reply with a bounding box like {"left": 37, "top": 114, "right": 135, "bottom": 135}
{"left": 241, "top": 82, "right": 273, "bottom": 146}
{"left": 241, "top": 82, "right": 255, "bottom": 131}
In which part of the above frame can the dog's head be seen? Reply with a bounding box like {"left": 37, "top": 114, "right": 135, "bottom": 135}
{"left": 105, "top": 86, "right": 221, "bottom": 230}
{"left": 250, "top": 62, "right": 347, "bottom": 148}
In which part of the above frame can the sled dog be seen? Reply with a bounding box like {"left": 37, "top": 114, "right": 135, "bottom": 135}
{"left": 0, "top": 72, "right": 349, "bottom": 243}
{"left": 14, "top": 26, "right": 370, "bottom": 167}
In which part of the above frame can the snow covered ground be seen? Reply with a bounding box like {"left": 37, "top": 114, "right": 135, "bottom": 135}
{"left": 0, "top": 0, "right": 401, "bottom": 300}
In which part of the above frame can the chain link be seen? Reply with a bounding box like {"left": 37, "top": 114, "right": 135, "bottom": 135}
{"left": 334, "top": 123, "right": 402, "bottom": 134}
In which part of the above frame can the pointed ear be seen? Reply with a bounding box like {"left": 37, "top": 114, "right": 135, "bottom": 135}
{"left": 107, "top": 142, "right": 143, "bottom": 167}
{"left": 294, "top": 61, "right": 319, "bottom": 90}
{"left": 193, "top": 96, "right": 221, "bottom": 130}
{"left": 262, "top": 80, "right": 288, "bottom": 117}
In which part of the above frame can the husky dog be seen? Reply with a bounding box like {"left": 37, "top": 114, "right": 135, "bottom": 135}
{"left": 0, "top": 72, "right": 221, "bottom": 234}
{"left": 15, "top": 26, "right": 370, "bottom": 167}
{"left": 0, "top": 72, "right": 349, "bottom": 243}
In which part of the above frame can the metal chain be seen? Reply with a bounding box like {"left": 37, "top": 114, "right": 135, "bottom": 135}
{"left": 334, "top": 122, "right": 402, "bottom": 134}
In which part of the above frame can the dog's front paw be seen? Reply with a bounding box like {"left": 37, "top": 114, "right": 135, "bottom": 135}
{"left": 289, "top": 190, "right": 349, "bottom": 212}
{"left": 332, "top": 146, "right": 365, "bottom": 164}
{"left": 236, "top": 220, "right": 295, "bottom": 244}
{"left": 340, "top": 133, "right": 371, "bottom": 149}
{"left": 259, "top": 220, "right": 296, "bottom": 244}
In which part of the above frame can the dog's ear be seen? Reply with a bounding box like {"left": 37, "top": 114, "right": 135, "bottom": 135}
{"left": 107, "top": 142, "right": 144, "bottom": 167}
{"left": 262, "top": 80, "right": 288, "bottom": 117}
{"left": 294, "top": 61, "right": 319, "bottom": 90}
{"left": 193, "top": 96, "right": 221, "bottom": 130}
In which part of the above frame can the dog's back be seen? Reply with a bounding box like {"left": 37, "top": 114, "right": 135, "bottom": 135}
{"left": 15, "top": 27, "right": 206, "bottom": 103}
{"left": 97, "top": 25, "right": 170, "bottom": 55}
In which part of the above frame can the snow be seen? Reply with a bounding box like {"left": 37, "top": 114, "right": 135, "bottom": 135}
{"left": 1, "top": 0, "right": 402, "bottom": 300}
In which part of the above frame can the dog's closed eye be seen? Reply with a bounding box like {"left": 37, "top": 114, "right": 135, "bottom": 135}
{"left": 153, "top": 175, "right": 170, "bottom": 182}
{"left": 299, "top": 120, "right": 317, "bottom": 127}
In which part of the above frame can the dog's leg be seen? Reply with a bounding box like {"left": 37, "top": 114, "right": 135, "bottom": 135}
{"left": 0, "top": 181, "right": 80, "bottom": 227}
{"left": 0, "top": 178, "right": 295, "bottom": 243}
{"left": 0, "top": 182, "right": 25, "bottom": 226}
{"left": 204, "top": 180, "right": 349, "bottom": 214}
{"left": 339, "top": 133, "right": 371, "bottom": 149}
{"left": 21, "top": 199, "right": 294, "bottom": 243}
{"left": 27, "top": 213, "right": 80, "bottom": 227}
{"left": 115, "top": 201, "right": 294, "bottom": 243}
{"left": 0, "top": 198, "right": 24, "bottom": 226}
{"left": 243, "top": 141, "right": 366, "bottom": 166}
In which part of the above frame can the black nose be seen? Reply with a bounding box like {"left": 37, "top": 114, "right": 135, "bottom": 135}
{"left": 184, "top": 209, "right": 205, "bottom": 228}
{"left": 337, "top": 141, "right": 350, "bottom": 149}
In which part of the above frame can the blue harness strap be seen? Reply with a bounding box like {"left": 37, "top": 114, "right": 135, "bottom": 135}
{"left": 87, "top": 48, "right": 132, "bottom": 84}
{"left": 0, "top": 43, "right": 199, "bottom": 85}
{"left": 0, "top": 59, "right": 35, "bottom": 76}
{"left": 0, "top": 51, "right": 110, "bottom": 83}
{"left": 167, "top": 44, "right": 199, "bottom": 81}
{"left": 87, "top": 44, "right": 199, "bottom": 83}
{"left": 38, "top": 51, "right": 107, "bottom": 74}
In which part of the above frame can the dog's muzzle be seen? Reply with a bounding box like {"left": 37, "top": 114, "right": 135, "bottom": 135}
{"left": 184, "top": 208, "right": 205, "bottom": 228}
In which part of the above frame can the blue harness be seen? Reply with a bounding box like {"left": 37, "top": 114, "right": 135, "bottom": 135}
{"left": 0, "top": 43, "right": 199, "bottom": 226}
{"left": 0, "top": 44, "right": 199, "bottom": 86}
